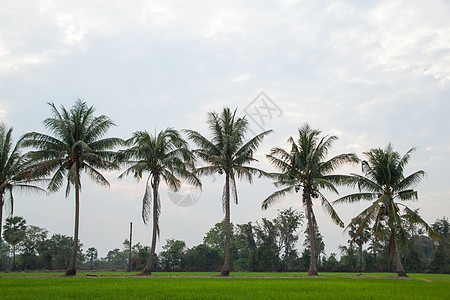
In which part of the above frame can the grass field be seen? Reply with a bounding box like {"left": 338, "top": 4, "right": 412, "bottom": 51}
{"left": 0, "top": 272, "right": 448, "bottom": 299}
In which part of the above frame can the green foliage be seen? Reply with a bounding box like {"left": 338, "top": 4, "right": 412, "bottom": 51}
{"left": 3, "top": 216, "right": 26, "bottom": 247}
{"left": 21, "top": 100, "right": 122, "bottom": 275}
{"left": 430, "top": 217, "right": 450, "bottom": 273}
{"left": 263, "top": 123, "right": 359, "bottom": 275}
{"left": 0, "top": 124, "right": 45, "bottom": 242}
{"left": 184, "top": 244, "right": 222, "bottom": 272}
{"left": 86, "top": 247, "right": 98, "bottom": 268}
{"left": 118, "top": 128, "right": 199, "bottom": 274}
{"left": 22, "top": 100, "right": 123, "bottom": 195}
{"left": 18, "top": 225, "right": 48, "bottom": 270}
{"left": 203, "top": 220, "right": 233, "bottom": 256}
{"left": 334, "top": 144, "right": 437, "bottom": 277}
{"left": 36, "top": 234, "right": 84, "bottom": 270}
{"left": 160, "top": 239, "right": 186, "bottom": 271}
{"left": 185, "top": 107, "right": 272, "bottom": 275}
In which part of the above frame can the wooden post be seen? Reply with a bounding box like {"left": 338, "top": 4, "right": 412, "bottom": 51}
{"left": 128, "top": 222, "right": 133, "bottom": 272}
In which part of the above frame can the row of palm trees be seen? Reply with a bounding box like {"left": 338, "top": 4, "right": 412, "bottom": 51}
{"left": 0, "top": 100, "right": 436, "bottom": 277}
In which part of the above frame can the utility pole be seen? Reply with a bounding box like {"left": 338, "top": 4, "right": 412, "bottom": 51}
{"left": 128, "top": 222, "right": 133, "bottom": 272}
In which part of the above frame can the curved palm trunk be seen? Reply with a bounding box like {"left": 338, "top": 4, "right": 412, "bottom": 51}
{"left": 391, "top": 227, "right": 407, "bottom": 277}
{"left": 142, "top": 178, "right": 159, "bottom": 275}
{"left": 66, "top": 184, "right": 80, "bottom": 276}
{"left": 221, "top": 172, "right": 231, "bottom": 276}
{"left": 304, "top": 192, "right": 318, "bottom": 276}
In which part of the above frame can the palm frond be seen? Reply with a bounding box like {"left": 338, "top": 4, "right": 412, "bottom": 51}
{"left": 318, "top": 192, "right": 344, "bottom": 227}
{"left": 396, "top": 170, "right": 426, "bottom": 192}
{"left": 84, "top": 164, "right": 110, "bottom": 187}
{"left": 400, "top": 205, "right": 439, "bottom": 240}
{"left": 333, "top": 192, "right": 376, "bottom": 204}
{"left": 142, "top": 179, "right": 152, "bottom": 225}
{"left": 261, "top": 186, "right": 295, "bottom": 210}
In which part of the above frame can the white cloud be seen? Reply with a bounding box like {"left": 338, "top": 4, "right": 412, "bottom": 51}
{"left": 2, "top": 0, "right": 449, "bottom": 257}
{"left": 0, "top": 101, "right": 8, "bottom": 120}
{"left": 233, "top": 73, "right": 250, "bottom": 82}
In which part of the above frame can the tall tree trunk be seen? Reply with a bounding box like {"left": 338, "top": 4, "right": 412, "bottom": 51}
{"left": 66, "top": 184, "right": 80, "bottom": 276}
{"left": 305, "top": 192, "right": 318, "bottom": 276}
{"left": 128, "top": 222, "right": 133, "bottom": 272}
{"left": 392, "top": 228, "right": 407, "bottom": 277}
{"left": 221, "top": 172, "right": 231, "bottom": 276}
{"left": 142, "top": 179, "right": 159, "bottom": 275}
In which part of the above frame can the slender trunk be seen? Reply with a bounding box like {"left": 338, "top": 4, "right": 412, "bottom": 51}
{"left": 392, "top": 228, "right": 407, "bottom": 277}
{"left": 142, "top": 179, "right": 159, "bottom": 275}
{"left": 221, "top": 172, "right": 231, "bottom": 276}
{"left": 359, "top": 242, "right": 363, "bottom": 273}
{"left": 66, "top": 184, "right": 80, "bottom": 276}
{"left": 305, "top": 192, "right": 318, "bottom": 276}
{"left": 128, "top": 222, "right": 133, "bottom": 272}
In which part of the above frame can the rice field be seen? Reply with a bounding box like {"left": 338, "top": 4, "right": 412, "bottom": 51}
{"left": 0, "top": 272, "right": 448, "bottom": 299}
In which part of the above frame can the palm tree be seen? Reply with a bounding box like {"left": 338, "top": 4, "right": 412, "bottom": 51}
{"left": 118, "top": 128, "right": 200, "bottom": 275}
{"left": 262, "top": 123, "right": 359, "bottom": 276}
{"left": 21, "top": 100, "right": 122, "bottom": 275}
{"left": 347, "top": 217, "right": 371, "bottom": 273}
{"left": 333, "top": 144, "right": 438, "bottom": 277}
{"left": 0, "top": 124, "right": 45, "bottom": 243}
{"left": 185, "top": 107, "right": 272, "bottom": 276}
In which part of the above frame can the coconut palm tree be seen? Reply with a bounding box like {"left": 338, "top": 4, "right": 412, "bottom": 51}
{"left": 0, "top": 124, "right": 45, "bottom": 242}
{"left": 20, "top": 100, "right": 122, "bottom": 275}
{"left": 347, "top": 216, "right": 371, "bottom": 273}
{"left": 262, "top": 123, "right": 359, "bottom": 276}
{"left": 118, "top": 128, "right": 200, "bottom": 275}
{"left": 184, "top": 107, "right": 272, "bottom": 276}
{"left": 333, "top": 144, "right": 437, "bottom": 277}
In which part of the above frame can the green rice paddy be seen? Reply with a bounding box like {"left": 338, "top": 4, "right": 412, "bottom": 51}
{"left": 0, "top": 272, "right": 448, "bottom": 299}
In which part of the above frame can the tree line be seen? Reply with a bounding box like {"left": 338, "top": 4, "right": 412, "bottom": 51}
{"left": 1, "top": 213, "right": 448, "bottom": 274}
{"left": 0, "top": 100, "right": 443, "bottom": 277}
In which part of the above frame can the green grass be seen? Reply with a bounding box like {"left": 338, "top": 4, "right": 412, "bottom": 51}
{"left": 0, "top": 272, "right": 448, "bottom": 299}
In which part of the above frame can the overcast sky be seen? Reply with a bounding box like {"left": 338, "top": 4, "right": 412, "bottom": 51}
{"left": 1, "top": 0, "right": 449, "bottom": 258}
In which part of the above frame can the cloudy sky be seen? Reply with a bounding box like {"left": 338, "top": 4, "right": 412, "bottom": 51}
{"left": 1, "top": 0, "right": 449, "bottom": 258}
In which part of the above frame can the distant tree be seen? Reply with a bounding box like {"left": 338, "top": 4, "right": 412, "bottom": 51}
{"left": 185, "top": 244, "right": 222, "bottom": 271}
{"left": 274, "top": 208, "right": 304, "bottom": 270}
{"left": 430, "top": 217, "right": 450, "bottom": 273}
{"left": 254, "top": 218, "right": 279, "bottom": 271}
{"left": 35, "top": 234, "right": 83, "bottom": 270}
{"left": 338, "top": 243, "right": 357, "bottom": 272}
{"left": 21, "top": 100, "right": 122, "bottom": 275}
{"left": 347, "top": 217, "right": 371, "bottom": 272}
{"left": 160, "top": 239, "right": 186, "bottom": 271}
{"left": 301, "top": 226, "right": 325, "bottom": 271}
{"left": 86, "top": 247, "right": 98, "bottom": 269}
{"left": 118, "top": 129, "right": 200, "bottom": 275}
{"left": 322, "top": 252, "right": 340, "bottom": 272}
{"left": 334, "top": 144, "right": 438, "bottom": 277}
{"left": 234, "top": 223, "right": 257, "bottom": 271}
{"left": 19, "top": 225, "right": 48, "bottom": 270}
{"left": 203, "top": 220, "right": 234, "bottom": 258}
{"left": 0, "top": 123, "right": 45, "bottom": 242}
{"left": 3, "top": 216, "right": 26, "bottom": 269}
{"left": 263, "top": 124, "right": 359, "bottom": 276}
{"left": 185, "top": 107, "right": 271, "bottom": 276}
